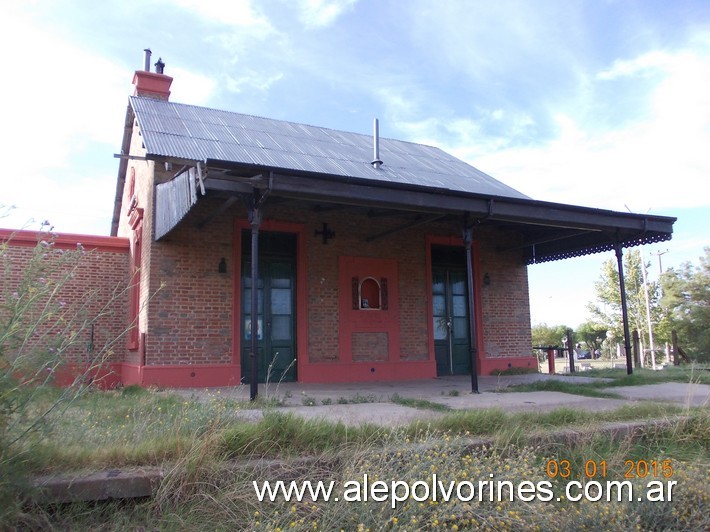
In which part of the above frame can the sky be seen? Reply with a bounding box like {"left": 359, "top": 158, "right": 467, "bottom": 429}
{"left": 1, "top": 0, "right": 708, "bottom": 328}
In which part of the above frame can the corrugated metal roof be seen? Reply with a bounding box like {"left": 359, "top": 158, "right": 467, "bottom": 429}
{"left": 130, "top": 97, "right": 530, "bottom": 200}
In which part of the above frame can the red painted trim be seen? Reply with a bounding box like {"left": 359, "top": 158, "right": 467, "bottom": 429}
{"left": 425, "top": 235, "right": 486, "bottom": 374}
{"left": 52, "top": 363, "right": 123, "bottom": 389}
{"left": 338, "top": 256, "right": 400, "bottom": 363}
{"left": 0, "top": 228, "right": 129, "bottom": 253}
{"left": 299, "top": 359, "right": 436, "bottom": 383}
{"left": 233, "top": 218, "right": 308, "bottom": 381}
{"left": 139, "top": 364, "right": 241, "bottom": 387}
{"left": 50, "top": 358, "right": 537, "bottom": 388}
{"left": 478, "top": 356, "right": 539, "bottom": 375}
{"left": 121, "top": 363, "right": 143, "bottom": 386}
{"left": 128, "top": 219, "right": 143, "bottom": 350}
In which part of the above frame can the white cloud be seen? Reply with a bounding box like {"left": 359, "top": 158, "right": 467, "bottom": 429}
{"left": 390, "top": 46, "right": 710, "bottom": 213}
{"left": 597, "top": 50, "right": 674, "bottom": 80}
{"left": 0, "top": 14, "right": 129, "bottom": 157}
{"left": 2, "top": 171, "right": 116, "bottom": 235}
{"left": 294, "top": 0, "right": 358, "bottom": 28}
{"left": 169, "top": 67, "right": 216, "bottom": 105}
{"left": 224, "top": 71, "right": 284, "bottom": 94}
{"left": 0, "top": 7, "right": 127, "bottom": 235}
{"left": 165, "top": 0, "right": 274, "bottom": 30}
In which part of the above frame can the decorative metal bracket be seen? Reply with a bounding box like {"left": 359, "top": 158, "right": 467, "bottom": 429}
{"left": 315, "top": 222, "right": 335, "bottom": 244}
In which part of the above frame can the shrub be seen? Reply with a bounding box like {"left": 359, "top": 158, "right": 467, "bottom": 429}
{"left": 0, "top": 227, "right": 133, "bottom": 521}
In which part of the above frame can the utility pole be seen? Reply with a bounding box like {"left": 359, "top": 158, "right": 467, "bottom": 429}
{"left": 653, "top": 249, "right": 669, "bottom": 277}
{"left": 624, "top": 206, "right": 656, "bottom": 370}
{"left": 639, "top": 246, "right": 656, "bottom": 370}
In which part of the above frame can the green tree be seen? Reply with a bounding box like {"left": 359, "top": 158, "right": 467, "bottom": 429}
{"left": 660, "top": 247, "right": 710, "bottom": 362}
{"left": 531, "top": 323, "right": 570, "bottom": 363}
{"left": 531, "top": 323, "right": 570, "bottom": 348}
{"left": 575, "top": 321, "right": 607, "bottom": 356}
{"left": 586, "top": 249, "right": 663, "bottom": 354}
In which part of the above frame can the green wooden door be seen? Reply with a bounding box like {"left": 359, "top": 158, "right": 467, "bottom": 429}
{"left": 241, "top": 232, "right": 296, "bottom": 383}
{"left": 432, "top": 246, "right": 471, "bottom": 376}
{"left": 433, "top": 269, "right": 471, "bottom": 375}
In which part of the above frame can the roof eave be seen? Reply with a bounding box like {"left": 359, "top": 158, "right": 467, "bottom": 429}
{"left": 148, "top": 153, "right": 675, "bottom": 264}
{"left": 110, "top": 103, "right": 136, "bottom": 236}
{"left": 203, "top": 158, "right": 676, "bottom": 230}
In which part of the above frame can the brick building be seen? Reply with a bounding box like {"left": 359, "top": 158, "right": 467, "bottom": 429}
{"left": 2, "top": 61, "right": 676, "bottom": 391}
{"left": 106, "top": 61, "right": 675, "bottom": 391}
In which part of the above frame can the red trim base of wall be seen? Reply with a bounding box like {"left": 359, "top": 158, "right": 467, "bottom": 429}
{"left": 52, "top": 364, "right": 123, "bottom": 389}
{"left": 53, "top": 363, "right": 243, "bottom": 388}
{"left": 298, "top": 360, "right": 436, "bottom": 383}
{"left": 51, "top": 359, "right": 539, "bottom": 389}
{"left": 120, "top": 363, "right": 143, "bottom": 386}
{"left": 133, "top": 364, "right": 242, "bottom": 388}
{"left": 478, "top": 356, "right": 539, "bottom": 375}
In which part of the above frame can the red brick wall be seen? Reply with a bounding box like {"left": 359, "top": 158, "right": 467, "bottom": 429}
{"left": 119, "top": 194, "right": 533, "bottom": 374}
{"left": 141, "top": 198, "right": 235, "bottom": 366}
{"left": 351, "top": 332, "right": 389, "bottom": 361}
{"left": 477, "top": 228, "right": 534, "bottom": 359}
{"left": 1, "top": 230, "right": 130, "bottom": 369}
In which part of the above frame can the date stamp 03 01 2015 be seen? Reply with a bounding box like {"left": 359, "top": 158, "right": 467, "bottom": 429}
{"left": 545, "top": 459, "right": 674, "bottom": 480}
{"left": 545, "top": 458, "right": 677, "bottom": 502}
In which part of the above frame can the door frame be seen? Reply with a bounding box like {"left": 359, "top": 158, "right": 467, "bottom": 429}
{"left": 432, "top": 266, "right": 471, "bottom": 375}
{"left": 425, "top": 235, "right": 485, "bottom": 375}
{"left": 239, "top": 256, "right": 297, "bottom": 382}
{"left": 233, "top": 219, "right": 308, "bottom": 382}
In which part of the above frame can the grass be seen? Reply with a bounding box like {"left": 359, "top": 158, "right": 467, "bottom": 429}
{"left": 546, "top": 359, "right": 710, "bottom": 383}
{"left": 20, "top": 407, "right": 709, "bottom": 531}
{"left": 503, "top": 378, "right": 624, "bottom": 398}
{"left": 1, "top": 382, "right": 696, "bottom": 473}
{"left": 13, "top": 392, "right": 693, "bottom": 471}
{"left": 508, "top": 364, "right": 710, "bottom": 397}
{"left": 7, "top": 364, "right": 707, "bottom": 473}
{"left": 11, "top": 386, "right": 245, "bottom": 473}
{"left": 390, "top": 393, "right": 451, "bottom": 412}
{"left": 4, "top": 365, "right": 708, "bottom": 528}
{"left": 583, "top": 364, "right": 710, "bottom": 385}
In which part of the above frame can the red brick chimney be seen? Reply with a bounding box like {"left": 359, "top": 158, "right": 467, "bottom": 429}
{"left": 133, "top": 49, "right": 172, "bottom": 100}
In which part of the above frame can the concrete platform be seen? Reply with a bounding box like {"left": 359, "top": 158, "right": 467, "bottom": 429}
{"left": 170, "top": 374, "right": 707, "bottom": 428}
{"left": 174, "top": 373, "right": 610, "bottom": 406}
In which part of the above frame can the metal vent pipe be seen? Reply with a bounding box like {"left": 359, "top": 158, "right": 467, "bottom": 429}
{"left": 143, "top": 48, "right": 152, "bottom": 71}
{"left": 372, "top": 118, "right": 383, "bottom": 169}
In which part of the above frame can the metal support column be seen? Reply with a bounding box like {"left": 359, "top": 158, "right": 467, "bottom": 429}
{"left": 462, "top": 223, "right": 480, "bottom": 394}
{"left": 249, "top": 201, "right": 262, "bottom": 401}
{"left": 614, "top": 243, "right": 634, "bottom": 375}
{"left": 246, "top": 181, "right": 273, "bottom": 401}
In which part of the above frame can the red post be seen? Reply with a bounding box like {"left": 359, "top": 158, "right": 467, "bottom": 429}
{"left": 547, "top": 347, "right": 556, "bottom": 375}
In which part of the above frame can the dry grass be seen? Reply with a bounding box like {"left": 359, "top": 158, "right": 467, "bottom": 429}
{"left": 3, "top": 368, "right": 708, "bottom": 529}
{"left": 31, "top": 409, "right": 707, "bottom": 530}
